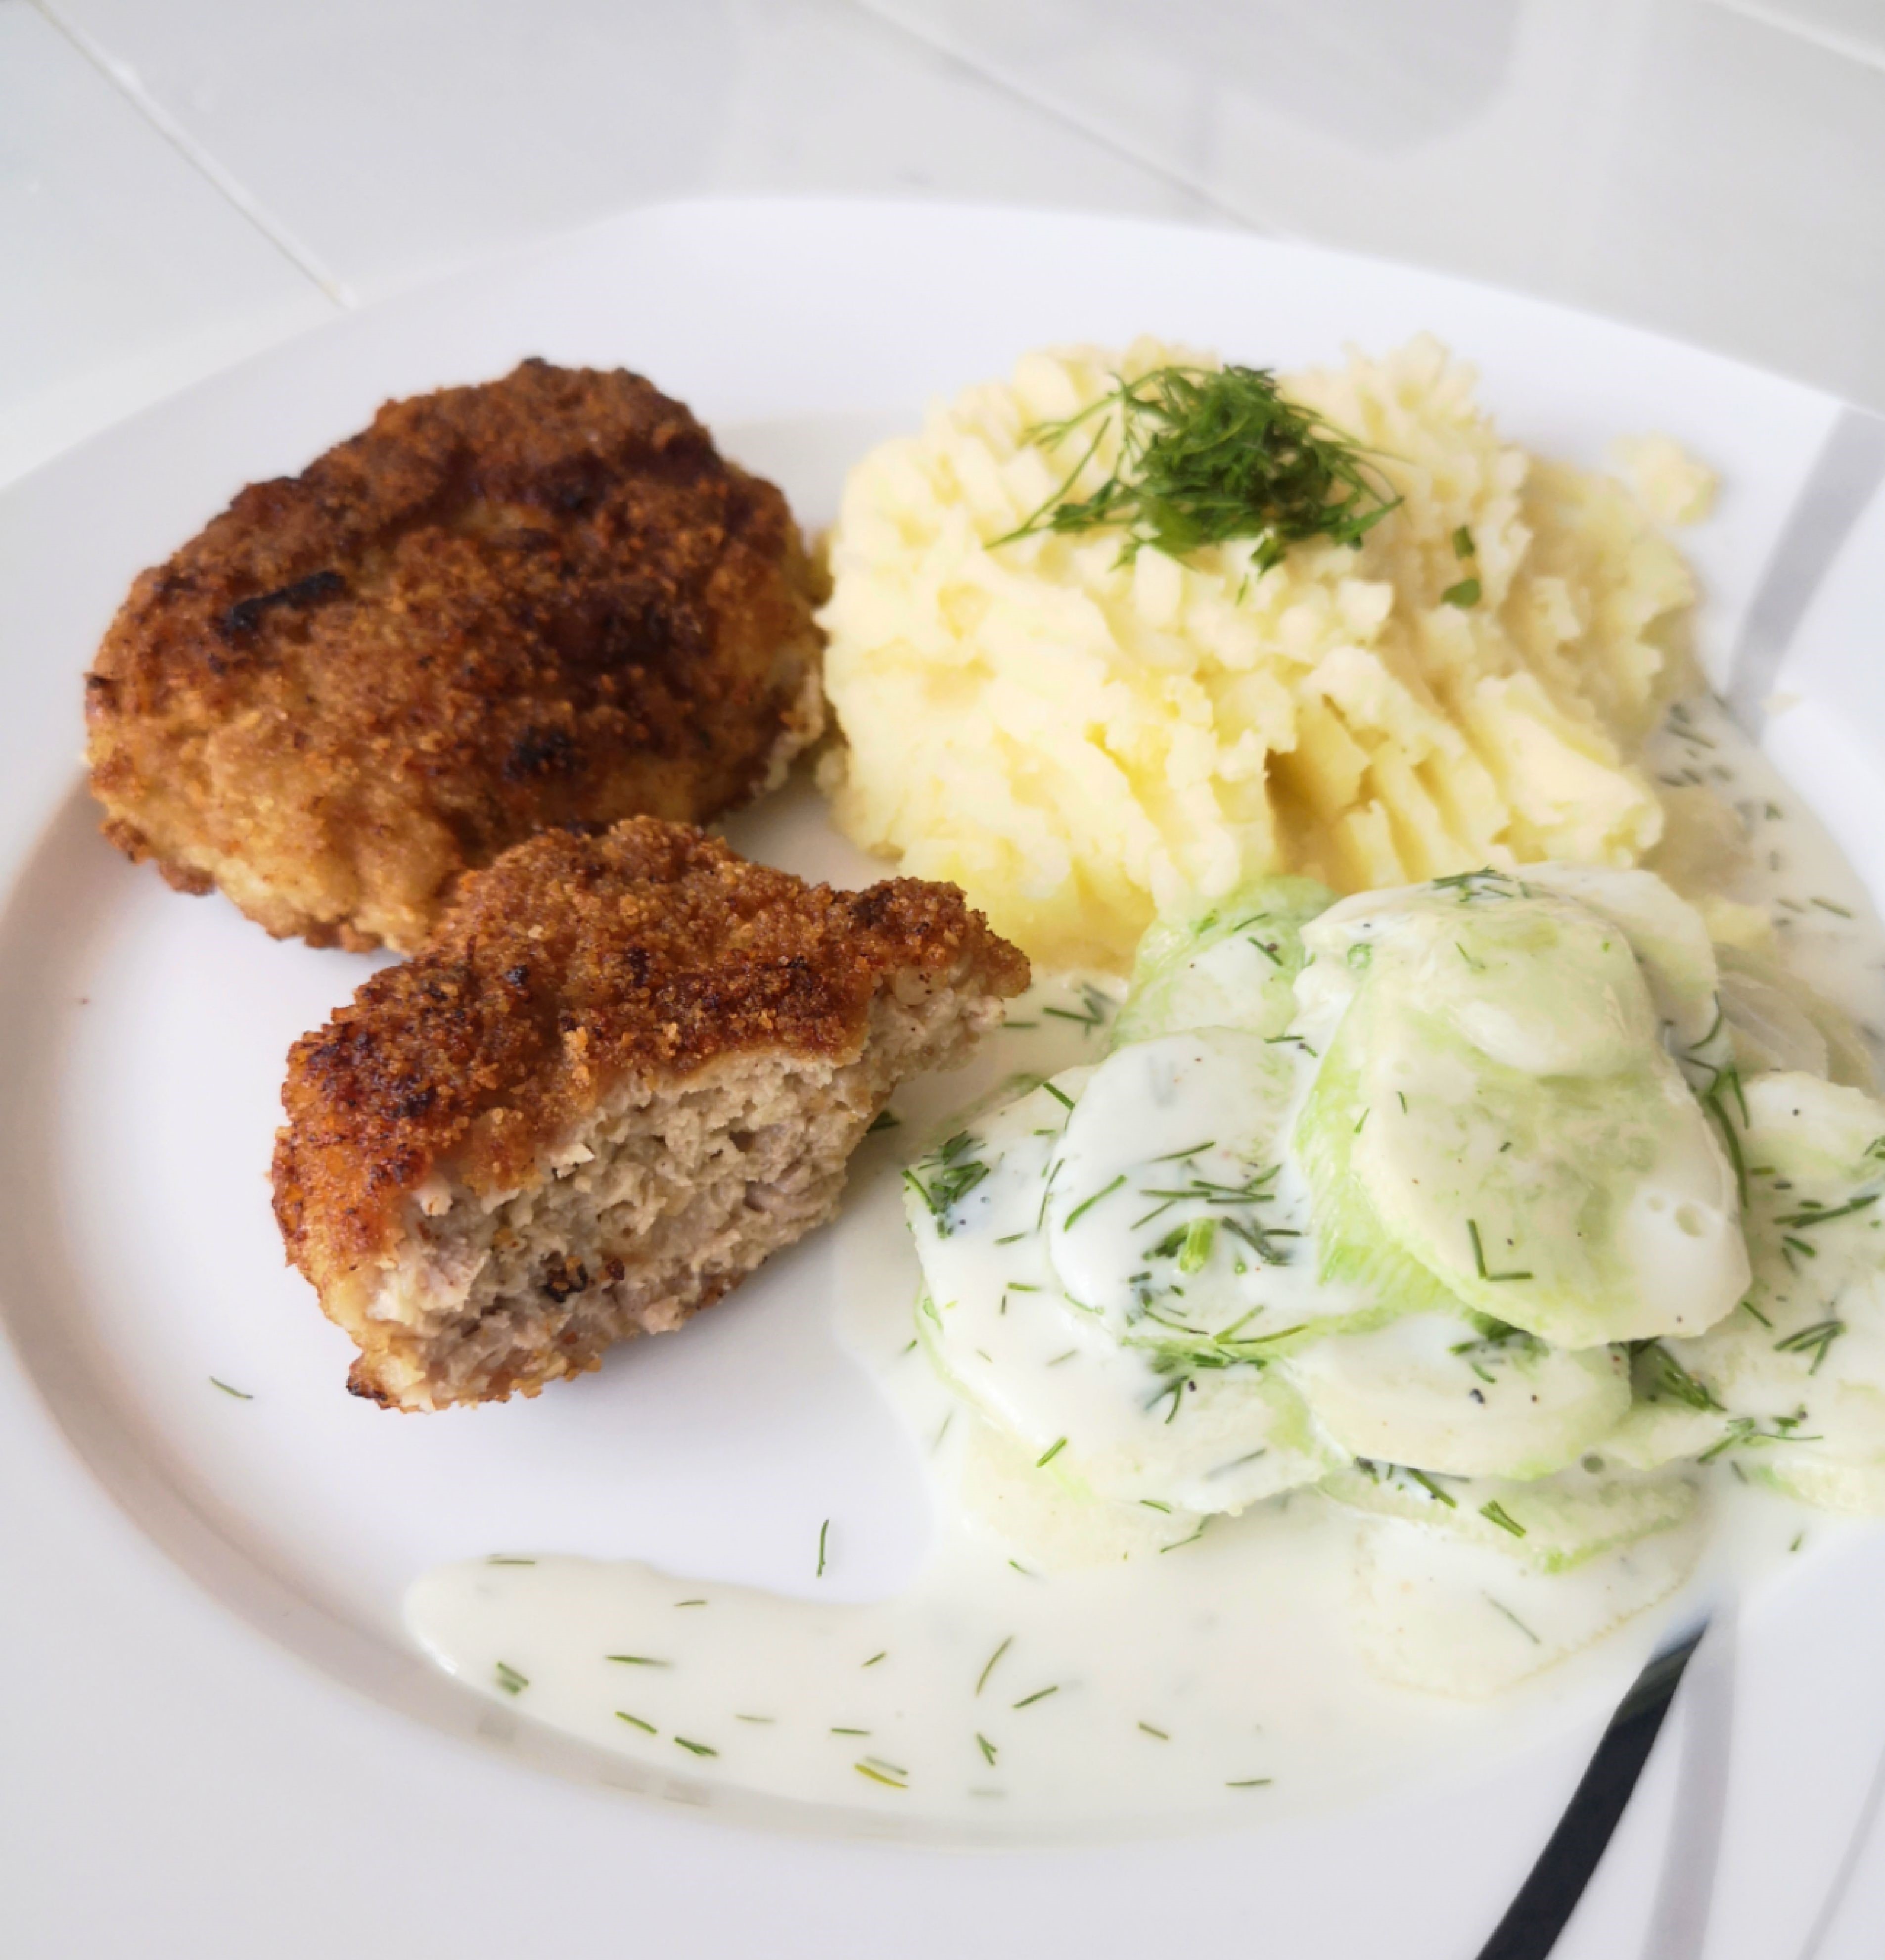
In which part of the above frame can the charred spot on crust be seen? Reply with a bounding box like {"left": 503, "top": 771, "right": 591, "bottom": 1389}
{"left": 504, "top": 726, "right": 581, "bottom": 783}
{"left": 219, "top": 568, "right": 348, "bottom": 643}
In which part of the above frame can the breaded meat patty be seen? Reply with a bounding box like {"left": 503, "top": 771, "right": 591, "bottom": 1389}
{"left": 272, "top": 818, "right": 1028, "bottom": 1410}
{"left": 85, "top": 360, "right": 825, "bottom": 952}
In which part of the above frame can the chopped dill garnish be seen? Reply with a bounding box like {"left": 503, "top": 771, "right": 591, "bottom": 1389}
{"left": 675, "top": 1598, "right": 707, "bottom": 1608}
{"left": 992, "top": 364, "right": 1400, "bottom": 569}
{"left": 863, "top": 1651, "right": 887, "bottom": 1669}
{"left": 1698, "top": 1409, "right": 1821, "bottom": 1463}
{"left": 1011, "top": 1684, "right": 1060, "bottom": 1709}
{"left": 1776, "top": 1193, "right": 1879, "bottom": 1229}
{"left": 976, "top": 1635, "right": 1013, "bottom": 1696}
{"left": 902, "top": 1132, "right": 992, "bottom": 1234}
{"left": 734, "top": 1714, "right": 774, "bottom": 1724}
{"left": 1046, "top": 1349, "right": 1078, "bottom": 1367}
{"left": 1063, "top": 1175, "right": 1126, "bottom": 1229}
{"left": 817, "top": 1518, "right": 830, "bottom": 1578}
{"left": 606, "top": 1654, "right": 670, "bottom": 1667}
{"left": 1035, "top": 1437, "right": 1069, "bottom": 1468}
{"left": 1452, "top": 524, "right": 1474, "bottom": 558}
{"left": 1467, "top": 1218, "right": 1532, "bottom": 1283}
{"left": 209, "top": 1377, "right": 253, "bottom": 1400}
{"left": 1440, "top": 577, "right": 1481, "bottom": 607}
{"left": 867, "top": 1109, "right": 900, "bottom": 1133}
{"left": 977, "top": 1732, "right": 999, "bottom": 1765}
{"left": 855, "top": 1762, "right": 906, "bottom": 1789}
{"left": 1642, "top": 1344, "right": 1725, "bottom": 1412}
{"left": 830, "top": 1726, "right": 871, "bottom": 1736}
{"left": 1159, "top": 1517, "right": 1211, "bottom": 1553}
{"left": 1485, "top": 1595, "right": 1541, "bottom": 1644}
{"left": 493, "top": 1661, "right": 528, "bottom": 1695}
{"left": 672, "top": 1737, "right": 717, "bottom": 1758}
{"left": 1407, "top": 1468, "right": 1457, "bottom": 1508}
{"left": 1812, "top": 896, "right": 1853, "bottom": 918}
{"left": 1041, "top": 985, "right": 1112, "bottom": 1034}
{"left": 1043, "top": 1081, "right": 1076, "bottom": 1112}
{"left": 1774, "top": 1319, "right": 1845, "bottom": 1372}
{"left": 486, "top": 1556, "right": 536, "bottom": 1566}
{"left": 1479, "top": 1500, "right": 1527, "bottom": 1539}
{"left": 1226, "top": 1778, "right": 1274, "bottom": 1789}
{"left": 614, "top": 1711, "right": 656, "bottom": 1734}
{"left": 1139, "top": 1498, "right": 1172, "bottom": 1513}
{"left": 1138, "top": 1721, "right": 1170, "bottom": 1740}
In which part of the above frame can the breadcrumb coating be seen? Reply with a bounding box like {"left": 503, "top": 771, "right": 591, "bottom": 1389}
{"left": 85, "top": 359, "right": 825, "bottom": 951}
{"left": 272, "top": 818, "right": 1028, "bottom": 1407}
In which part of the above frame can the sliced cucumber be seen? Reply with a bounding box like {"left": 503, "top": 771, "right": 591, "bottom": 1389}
{"left": 1717, "top": 944, "right": 1876, "bottom": 1090}
{"left": 1745, "top": 1451, "right": 1885, "bottom": 1515}
{"left": 1291, "top": 993, "right": 1464, "bottom": 1321}
{"left": 1322, "top": 1460, "right": 1699, "bottom": 1573}
{"left": 1310, "top": 878, "right": 1748, "bottom": 1344}
{"left": 1049, "top": 1027, "right": 1384, "bottom": 1364}
{"left": 1642, "top": 1072, "right": 1885, "bottom": 1500}
{"left": 1112, "top": 875, "right": 1334, "bottom": 1047}
{"left": 1352, "top": 1506, "right": 1702, "bottom": 1697}
{"left": 905, "top": 1074, "right": 1334, "bottom": 1515}
{"left": 1284, "top": 1312, "right": 1629, "bottom": 1480}
{"left": 955, "top": 1416, "right": 1207, "bottom": 1569}
{"left": 1517, "top": 863, "right": 1720, "bottom": 1048}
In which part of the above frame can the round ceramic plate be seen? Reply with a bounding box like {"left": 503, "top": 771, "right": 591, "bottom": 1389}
{"left": 5, "top": 200, "right": 1885, "bottom": 1959}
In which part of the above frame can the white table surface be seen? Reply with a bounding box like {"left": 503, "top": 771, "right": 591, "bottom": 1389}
{"left": 6, "top": 6, "right": 1885, "bottom": 1957}
{"left": 6, "top": 0, "right": 1885, "bottom": 489}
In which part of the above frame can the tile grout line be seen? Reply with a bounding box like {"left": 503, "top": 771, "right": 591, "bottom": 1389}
{"left": 839, "top": 0, "right": 1274, "bottom": 236}
{"left": 27, "top": 0, "right": 358, "bottom": 308}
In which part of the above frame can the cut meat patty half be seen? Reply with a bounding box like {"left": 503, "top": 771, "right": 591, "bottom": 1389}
{"left": 272, "top": 818, "right": 1029, "bottom": 1410}
{"left": 85, "top": 359, "right": 825, "bottom": 952}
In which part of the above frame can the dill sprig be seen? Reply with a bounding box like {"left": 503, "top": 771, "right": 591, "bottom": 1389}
{"left": 1640, "top": 1343, "right": 1725, "bottom": 1413}
{"left": 992, "top": 364, "right": 1400, "bottom": 570}
{"left": 903, "top": 1130, "right": 991, "bottom": 1236}
{"left": 975, "top": 1635, "right": 1013, "bottom": 1696}
{"left": 1774, "top": 1319, "right": 1845, "bottom": 1373}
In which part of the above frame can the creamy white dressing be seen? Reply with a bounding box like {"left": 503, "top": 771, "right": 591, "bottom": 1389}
{"left": 408, "top": 697, "right": 1885, "bottom": 1834}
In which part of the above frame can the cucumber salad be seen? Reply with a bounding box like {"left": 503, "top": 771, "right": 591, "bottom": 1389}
{"left": 905, "top": 863, "right": 1885, "bottom": 1688}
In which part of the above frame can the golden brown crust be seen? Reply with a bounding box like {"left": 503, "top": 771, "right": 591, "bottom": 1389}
{"left": 85, "top": 360, "right": 825, "bottom": 951}
{"left": 272, "top": 817, "right": 1029, "bottom": 1295}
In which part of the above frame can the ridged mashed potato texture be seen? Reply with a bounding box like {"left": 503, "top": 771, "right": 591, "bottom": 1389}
{"left": 818, "top": 335, "right": 1707, "bottom": 970}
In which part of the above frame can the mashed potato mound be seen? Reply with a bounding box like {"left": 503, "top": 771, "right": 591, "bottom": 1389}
{"left": 818, "top": 335, "right": 1703, "bottom": 969}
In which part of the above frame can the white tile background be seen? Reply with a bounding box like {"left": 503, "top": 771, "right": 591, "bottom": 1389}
{"left": 6, "top": 0, "right": 1883, "bottom": 488}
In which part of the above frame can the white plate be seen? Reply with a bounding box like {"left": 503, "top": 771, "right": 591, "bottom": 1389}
{"left": 5, "top": 198, "right": 1885, "bottom": 1960}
